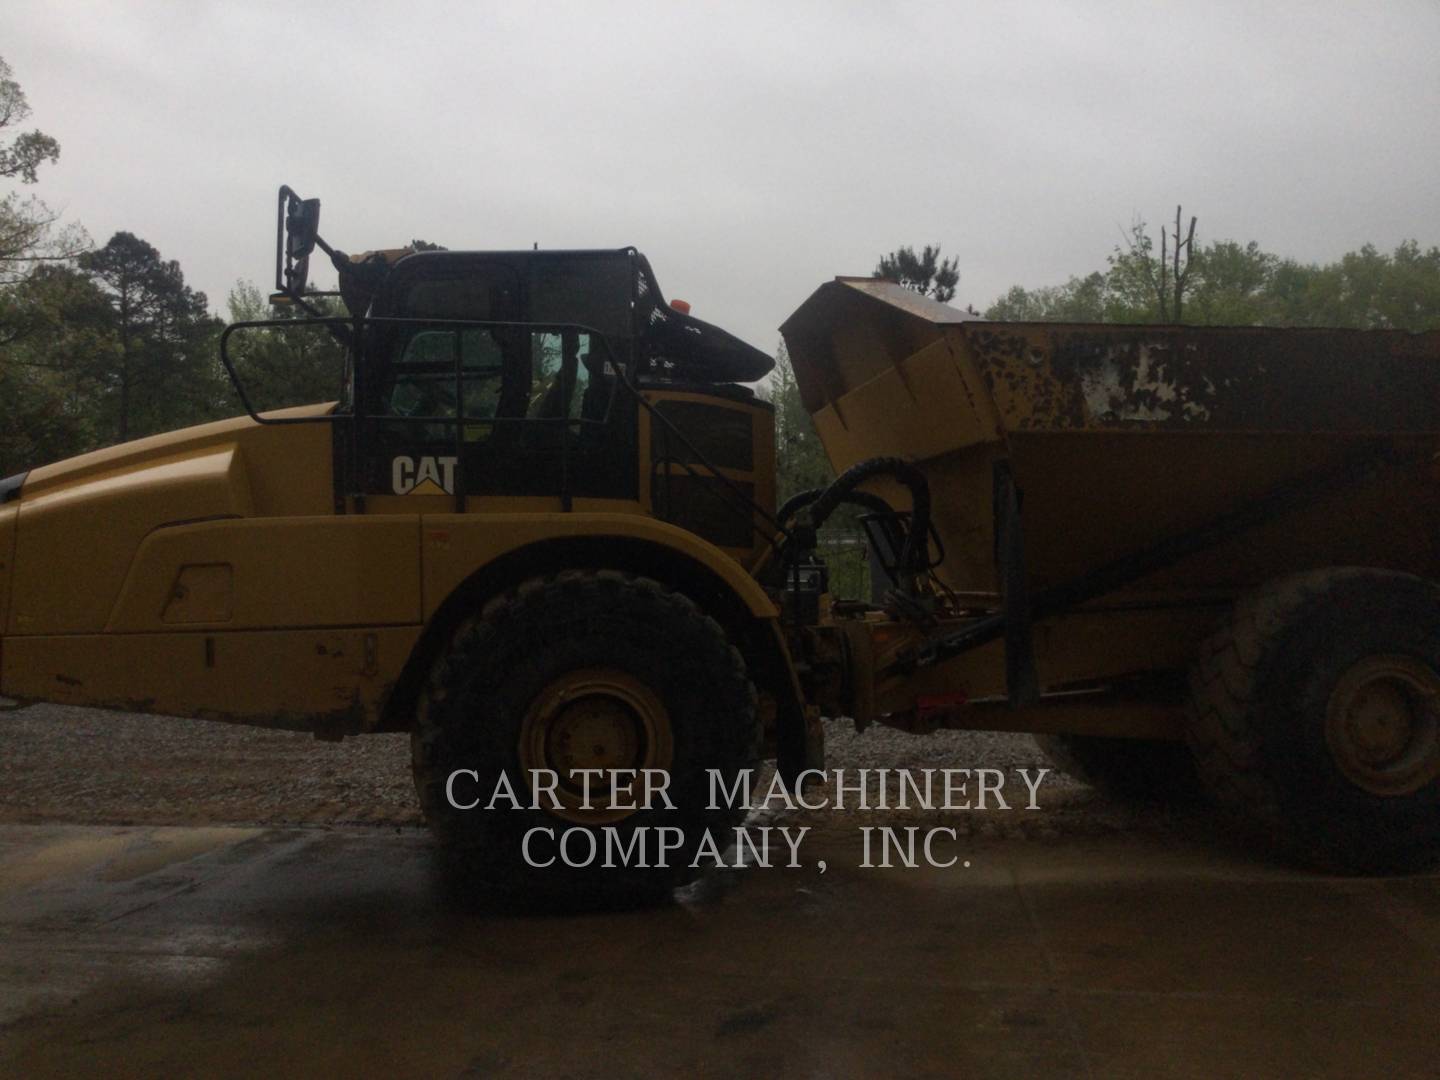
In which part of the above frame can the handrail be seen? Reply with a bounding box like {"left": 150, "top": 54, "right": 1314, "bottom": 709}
{"left": 218, "top": 313, "right": 789, "bottom": 550}
{"left": 218, "top": 314, "right": 621, "bottom": 426}
{"left": 219, "top": 317, "right": 356, "bottom": 425}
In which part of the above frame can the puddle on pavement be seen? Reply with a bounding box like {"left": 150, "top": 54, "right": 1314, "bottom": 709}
{"left": 0, "top": 826, "right": 262, "bottom": 892}
{"left": 96, "top": 828, "right": 260, "bottom": 883}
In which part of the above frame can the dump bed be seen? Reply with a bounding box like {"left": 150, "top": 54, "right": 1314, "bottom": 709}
{"left": 781, "top": 278, "right": 1440, "bottom": 601}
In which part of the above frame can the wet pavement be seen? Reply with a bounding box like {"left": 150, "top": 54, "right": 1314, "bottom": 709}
{"left": 1, "top": 822, "right": 1438, "bottom": 1078}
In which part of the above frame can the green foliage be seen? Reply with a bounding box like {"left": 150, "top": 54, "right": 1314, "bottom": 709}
{"left": 1, "top": 60, "right": 236, "bottom": 468}
{"left": 0, "top": 194, "right": 78, "bottom": 288}
{"left": 770, "top": 342, "right": 870, "bottom": 600}
{"left": 874, "top": 244, "right": 960, "bottom": 303}
{"left": 985, "top": 272, "right": 1110, "bottom": 323}
{"left": 820, "top": 540, "right": 871, "bottom": 603}
{"left": 224, "top": 280, "right": 348, "bottom": 413}
{"left": 0, "top": 56, "right": 83, "bottom": 290}
{"left": 79, "top": 231, "right": 226, "bottom": 441}
{"left": 0, "top": 57, "right": 59, "bottom": 185}
{"left": 1282, "top": 240, "right": 1440, "bottom": 332}
{"left": 1101, "top": 218, "right": 1169, "bottom": 321}
{"left": 771, "top": 341, "right": 832, "bottom": 506}
{"left": 1183, "top": 240, "right": 1277, "bottom": 325}
{"left": 0, "top": 56, "right": 98, "bottom": 473}
{"left": 0, "top": 267, "right": 117, "bottom": 474}
{"left": 986, "top": 217, "right": 1440, "bottom": 331}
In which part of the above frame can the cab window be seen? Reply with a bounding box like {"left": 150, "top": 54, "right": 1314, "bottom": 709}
{"left": 529, "top": 331, "right": 608, "bottom": 421}
{"left": 359, "top": 253, "right": 636, "bottom": 501}
{"left": 387, "top": 328, "right": 508, "bottom": 427}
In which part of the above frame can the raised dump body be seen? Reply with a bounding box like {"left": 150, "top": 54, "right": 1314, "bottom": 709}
{"left": 781, "top": 278, "right": 1440, "bottom": 604}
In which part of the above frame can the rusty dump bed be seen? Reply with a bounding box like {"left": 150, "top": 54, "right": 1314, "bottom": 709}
{"left": 781, "top": 278, "right": 1440, "bottom": 602}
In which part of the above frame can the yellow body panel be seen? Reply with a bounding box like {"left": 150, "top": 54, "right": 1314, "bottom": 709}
{"left": 0, "top": 395, "right": 779, "bottom": 733}
{"left": 2, "top": 628, "right": 419, "bottom": 731}
{"left": 22, "top": 403, "right": 335, "bottom": 514}
{"left": 107, "top": 516, "right": 423, "bottom": 632}
{"left": 11, "top": 448, "right": 252, "bottom": 635}
{"left": 9, "top": 407, "right": 335, "bottom": 637}
{"left": 809, "top": 335, "right": 1000, "bottom": 466}
{"left": 0, "top": 504, "right": 15, "bottom": 638}
{"left": 418, "top": 512, "right": 777, "bottom": 622}
{"left": 785, "top": 284, "right": 1440, "bottom": 599}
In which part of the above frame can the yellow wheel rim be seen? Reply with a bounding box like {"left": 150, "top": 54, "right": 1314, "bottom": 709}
{"left": 1324, "top": 654, "right": 1440, "bottom": 797}
{"left": 517, "top": 668, "right": 673, "bottom": 824}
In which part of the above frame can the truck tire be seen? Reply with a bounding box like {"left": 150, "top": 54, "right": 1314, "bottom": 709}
{"left": 411, "top": 570, "right": 759, "bottom": 904}
{"left": 1032, "top": 733, "right": 1198, "bottom": 802}
{"left": 1186, "top": 568, "right": 1440, "bottom": 873}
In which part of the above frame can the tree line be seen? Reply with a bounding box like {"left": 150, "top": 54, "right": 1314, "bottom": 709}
{"left": 984, "top": 208, "right": 1440, "bottom": 330}
{"left": 871, "top": 225, "right": 1440, "bottom": 331}
{"left": 0, "top": 57, "right": 343, "bottom": 477}
{"left": 5, "top": 49, "right": 1440, "bottom": 497}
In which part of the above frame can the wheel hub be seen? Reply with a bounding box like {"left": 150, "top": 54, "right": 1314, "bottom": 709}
{"left": 1325, "top": 655, "right": 1440, "bottom": 796}
{"left": 518, "top": 668, "right": 673, "bottom": 824}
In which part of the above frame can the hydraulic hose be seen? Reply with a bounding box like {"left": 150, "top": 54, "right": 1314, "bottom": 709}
{"left": 781, "top": 456, "right": 932, "bottom": 589}
{"left": 777, "top": 486, "right": 894, "bottom": 526}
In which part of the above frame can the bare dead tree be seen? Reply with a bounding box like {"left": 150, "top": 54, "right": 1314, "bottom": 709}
{"left": 1158, "top": 205, "right": 1198, "bottom": 322}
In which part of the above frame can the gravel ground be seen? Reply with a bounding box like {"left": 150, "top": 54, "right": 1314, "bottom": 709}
{"left": 0, "top": 702, "right": 1183, "bottom": 838}
{"left": 0, "top": 705, "right": 420, "bottom": 827}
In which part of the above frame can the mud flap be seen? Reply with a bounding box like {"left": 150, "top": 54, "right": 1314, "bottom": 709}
{"left": 776, "top": 698, "right": 825, "bottom": 791}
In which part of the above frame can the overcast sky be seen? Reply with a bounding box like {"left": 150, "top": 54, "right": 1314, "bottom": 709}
{"left": 7, "top": 1, "right": 1439, "bottom": 352}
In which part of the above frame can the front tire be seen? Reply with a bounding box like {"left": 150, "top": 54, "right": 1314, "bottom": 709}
{"left": 411, "top": 570, "right": 759, "bottom": 903}
{"left": 1186, "top": 569, "right": 1440, "bottom": 873}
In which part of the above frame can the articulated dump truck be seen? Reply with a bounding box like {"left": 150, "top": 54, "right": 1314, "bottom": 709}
{"left": 2, "top": 187, "right": 1439, "bottom": 897}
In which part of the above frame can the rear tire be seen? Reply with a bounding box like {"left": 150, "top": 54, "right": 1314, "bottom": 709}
{"left": 411, "top": 570, "right": 759, "bottom": 905}
{"left": 1186, "top": 568, "right": 1440, "bottom": 874}
{"left": 1033, "top": 732, "right": 1198, "bottom": 802}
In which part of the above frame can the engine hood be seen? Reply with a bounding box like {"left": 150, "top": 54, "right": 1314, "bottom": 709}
{"left": 20, "top": 403, "right": 335, "bottom": 504}
{"left": 7, "top": 404, "right": 337, "bottom": 636}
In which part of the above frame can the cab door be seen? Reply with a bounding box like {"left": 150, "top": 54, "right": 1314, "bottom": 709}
{"left": 347, "top": 252, "right": 638, "bottom": 516}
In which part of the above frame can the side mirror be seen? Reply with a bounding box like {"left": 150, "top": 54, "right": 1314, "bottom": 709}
{"left": 287, "top": 197, "right": 321, "bottom": 260}
{"left": 277, "top": 186, "right": 321, "bottom": 296}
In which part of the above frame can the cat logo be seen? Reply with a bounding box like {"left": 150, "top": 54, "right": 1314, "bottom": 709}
{"left": 392, "top": 455, "right": 458, "bottom": 496}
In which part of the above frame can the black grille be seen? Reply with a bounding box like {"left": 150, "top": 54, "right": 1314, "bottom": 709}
{"left": 651, "top": 401, "right": 754, "bottom": 471}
